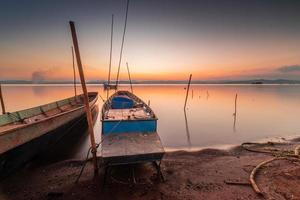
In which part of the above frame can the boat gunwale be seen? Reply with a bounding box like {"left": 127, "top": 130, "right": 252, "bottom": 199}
{"left": 102, "top": 117, "right": 158, "bottom": 122}
{"left": 0, "top": 92, "right": 98, "bottom": 136}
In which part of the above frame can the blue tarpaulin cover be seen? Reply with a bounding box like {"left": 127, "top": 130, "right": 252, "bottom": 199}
{"left": 111, "top": 95, "right": 134, "bottom": 109}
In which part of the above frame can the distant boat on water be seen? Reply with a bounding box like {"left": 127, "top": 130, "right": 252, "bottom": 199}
{"left": 103, "top": 83, "right": 117, "bottom": 90}
{"left": 0, "top": 92, "right": 98, "bottom": 177}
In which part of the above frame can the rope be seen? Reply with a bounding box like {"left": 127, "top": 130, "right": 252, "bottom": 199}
{"left": 74, "top": 119, "right": 124, "bottom": 183}
{"left": 242, "top": 141, "right": 300, "bottom": 196}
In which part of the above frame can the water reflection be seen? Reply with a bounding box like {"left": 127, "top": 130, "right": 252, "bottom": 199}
{"left": 184, "top": 110, "right": 192, "bottom": 148}
{"left": 32, "top": 85, "right": 48, "bottom": 96}
{"left": 2, "top": 84, "right": 300, "bottom": 156}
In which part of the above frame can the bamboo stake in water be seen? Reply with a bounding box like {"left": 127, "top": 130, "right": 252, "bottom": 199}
{"left": 234, "top": 93, "right": 238, "bottom": 116}
{"left": 69, "top": 21, "right": 98, "bottom": 175}
{"left": 233, "top": 93, "right": 238, "bottom": 131}
{"left": 0, "top": 84, "right": 6, "bottom": 114}
{"left": 184, "top": 74, "right": 192, "bottom": 109}
{"left": 71, "top": 46, "right": 77, "bottom": 99}
{"left": 126, "top": 62, "right": 133, "bottom": 93}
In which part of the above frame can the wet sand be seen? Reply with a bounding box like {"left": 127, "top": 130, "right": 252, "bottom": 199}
{"left": 1, "top": 142, "right": 300, "bottom": 200}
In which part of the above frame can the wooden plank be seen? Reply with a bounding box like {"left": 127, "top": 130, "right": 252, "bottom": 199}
{"left": 100, "top": 132, "right": 164, "bottom": 165}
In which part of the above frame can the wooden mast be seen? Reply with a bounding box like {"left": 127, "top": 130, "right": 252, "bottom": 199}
{"left": 71, "top": 46, "right": 77, "bottom": 99}
{"left": 115, "top": 0, "right": 130, "bottom": 89}
{"left": 184, "top": 74, "right": 192, "bottom": 109}
{"left": 126, "top": 62, "right": 133, "bottom": 93}
{"left": 69, "top": 21, "right": 98, "bottom": 175}
{"left": 0, "top": 84, "right": 6, "bottom": 114}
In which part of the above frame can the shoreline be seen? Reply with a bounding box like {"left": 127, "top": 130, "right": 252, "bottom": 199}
{"left": 1, "top": 140, "right": 300, "bottom": 200}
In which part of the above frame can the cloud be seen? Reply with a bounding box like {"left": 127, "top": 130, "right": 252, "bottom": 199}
{"left": 277, "top": 65, "right": 300, "bottom": 73}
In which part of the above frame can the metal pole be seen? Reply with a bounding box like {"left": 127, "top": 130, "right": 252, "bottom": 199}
{"left": 107, "top": 14, "right": 114, "bottom": 86}
{"left": 115, "top": 0, "right": 130, "bottom": 89}
{"left": 69, "top": 21, "right": 98, "bottom": 175}
{"left": 126, "top": 62, "right": 133, "bottom": 93}
{"left": 0, "top": 84, "right": 6, "bottom": 114}
{"left": 184, "top": 74, "right": 192, "bottom": 109}
{"left": 71, "top": 46, "right": 77, "bottom": 99}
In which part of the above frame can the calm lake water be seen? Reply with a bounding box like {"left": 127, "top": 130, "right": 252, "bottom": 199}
{"left": 1, "top": 84, "right": 300, "bottom": 159}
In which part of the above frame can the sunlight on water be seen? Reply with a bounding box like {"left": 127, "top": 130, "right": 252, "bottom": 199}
{"left": 1, "top": 84, "right": 300, "bottom": 159}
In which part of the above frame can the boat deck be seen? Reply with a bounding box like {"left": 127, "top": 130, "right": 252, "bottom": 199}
{"left": 104, "top": 107, "right": 152, "bottom": 121}
{"left": 99, "top": 132, "right": 164, "bottom": 165}
{"left": 0, "top": 103, "right": 82, "bottom": 134}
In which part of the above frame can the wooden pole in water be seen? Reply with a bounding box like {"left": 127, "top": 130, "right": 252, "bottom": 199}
{"left": 184, "top": 74, "right": 192, "bottom": 109}
{"left": 69, "top": 21, "right": 98, "bottom": 175}
{"left": 0, "top": 84, "right": 6, "bottom": 114}
{"left": 71, "top": 46, "right": 77, "bottom": 99}
{"left": 233, "top": 93, "right": 238, "bottom": 132}
{"left": 126, "top": 62, "right": 133, "bottom": 93}
{"left": 234, "top": 93, "right": 237, "bottom": 116}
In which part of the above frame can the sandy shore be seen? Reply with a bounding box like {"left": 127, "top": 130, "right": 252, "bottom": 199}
{"left": 1, "top": 141, "right": 300, "bottom": 200}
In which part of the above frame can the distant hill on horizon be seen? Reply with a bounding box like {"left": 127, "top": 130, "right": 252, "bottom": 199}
{"left": 1, "top": 79, "right": 300, "bottom": 85}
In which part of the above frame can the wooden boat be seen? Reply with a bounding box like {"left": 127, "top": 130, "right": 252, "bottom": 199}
{"left": 100, "top": 91, "right": 164, "bottom": 167}
{"left": 0, "top": 92, "right": 98, "bottom": 177}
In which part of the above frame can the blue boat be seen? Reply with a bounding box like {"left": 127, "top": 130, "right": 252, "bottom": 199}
{"left": 101, "top": 91, "right": 157, "bottom": 135}
{"left": 100, "top": 90, "right": 164, "bottom": 180}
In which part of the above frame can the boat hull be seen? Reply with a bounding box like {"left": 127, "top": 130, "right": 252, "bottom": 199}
{"left": 102, "top": 119, "right": 157, "bottom": 135}
{"left": 0, "top": 93, "right": 98, "bottom": 178}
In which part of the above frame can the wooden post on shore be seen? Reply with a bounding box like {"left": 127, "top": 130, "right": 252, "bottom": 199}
{"left": 69, "top": 21, "right": 98, "bottom": 175}
{"left": 0, "top": 84, "right": 6, "bottom": 114}
{"left": 184, "top": 74, "right": 192, "bottom": 110}
{"left": 71, "top": 46, "right": 77, "bottom": 99}
{"left": 126, "top": 62, "right": 133, "bottom": 93}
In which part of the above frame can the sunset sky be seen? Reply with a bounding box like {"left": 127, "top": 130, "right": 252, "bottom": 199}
{"left": 1, "top": 0, "right": 300, "bottom": 81}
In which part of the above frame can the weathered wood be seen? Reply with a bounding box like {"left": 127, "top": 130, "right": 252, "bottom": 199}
{"left": 0, "top": 93, "right": 98, "bottom": 154}
{"left": 234, "top": 93, "right": 237, "bottom": 116}
{"left": 100, "top": 132, "right": 164, "bottom": 165}
{"left": 184, "top": 74, "right": 192, "bottom": 109}
{"left": 69, "top": 21, "right": 98, "bottom": 174}
{"left": 0, "top": 84, "right": 6, "bottom": 114}
{"left": 71, "top": 46, "right": 77, "bottom": 99}
{"left": 233, "top": 93, "right": 237, "bottom": 131}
